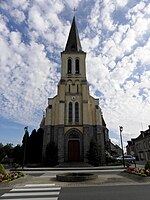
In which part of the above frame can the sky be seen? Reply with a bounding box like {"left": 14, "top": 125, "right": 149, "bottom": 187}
{"left": 0, "top": 0, "right": 150, "bottom": 148}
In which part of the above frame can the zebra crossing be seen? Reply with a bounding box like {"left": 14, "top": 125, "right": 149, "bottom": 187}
{"left": 0, "top": 183, "right": 61, "bottom": 200}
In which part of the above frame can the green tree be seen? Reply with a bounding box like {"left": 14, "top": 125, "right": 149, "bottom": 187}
{"left": 0, "top": 143, "right": 4, "bottom": 162}
{"left": 29, "top": 128, "right": 43, "bottom": 163}
{"left": 12, "top": 145, "right": 22, "bottom": 164}
{"left": 45, "top": 141, "right": 58, "bottom": 167}
{"left": 36, "top": 128, "right": 44, "bottom": 162}
{"left": 0, "top": 164, "right": 6, "bottom": 175}
{"left": 145, "top": 160, "right": 150, "bottom": 170}
{"left": 3, "top": 143, "right": 13, "bottom": 158}
{"left": 3, "top": 144, "right": 13, "bottom": 162}
{"left": 28, "top": 129, "right": 37, "bottom": 163}
{"left": 87, "top": 138, "right": 101, "bottom": 166}
{"left": 22, "top": 127, "right": 30, "bottom": 166}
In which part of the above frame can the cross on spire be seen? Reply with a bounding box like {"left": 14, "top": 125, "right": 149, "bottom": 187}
{"left": 73, "top": 7, "right": 77, "bottom": 16}
{"left": 64, "top": 15, "right": 83, "bottom": 52}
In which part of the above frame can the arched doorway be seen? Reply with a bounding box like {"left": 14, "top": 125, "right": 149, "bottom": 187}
{"left": 65, "top": 129, "right": 83, "bottom": 162}
{"left": 68, "top": 140, "right": 80, "bottom": 161}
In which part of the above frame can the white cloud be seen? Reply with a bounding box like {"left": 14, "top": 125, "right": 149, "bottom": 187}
{"left": 10, "top": 31, "right": 22, "bottom": 46}
{"left": 64, "top": 0, "right": 82, "bottom": 9}
{"left": 11, "top": 0, "right": 29, "bottom": 9}
{"left": 83, "top": 0, "right": 150, "bottom": 144}
{"left": 82, "top": 36, "right": 99, "bottom": 51}
{"left": 28, "top": 6, "right": 49, "bottom": 32}
{"left": 115, "top": 0, "right": 129, "bottom": 8}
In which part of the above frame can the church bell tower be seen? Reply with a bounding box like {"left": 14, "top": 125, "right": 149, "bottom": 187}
{"left": 41, "top": 17, "right": 109, "bottom": 165}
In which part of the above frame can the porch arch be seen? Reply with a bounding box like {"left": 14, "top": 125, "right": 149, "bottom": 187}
{"left": 64, "top": 129, "right": 83, "bottom": 162}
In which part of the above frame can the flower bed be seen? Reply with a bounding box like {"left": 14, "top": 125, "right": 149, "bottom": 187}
{"left": 124, "top": 167, "right": 150, "bottom": 177}
{"left": 0, "top": 164, "right": 25, "bottom": 183}
{"left": 0, "top": 171, "right": 25, "bottom": 183}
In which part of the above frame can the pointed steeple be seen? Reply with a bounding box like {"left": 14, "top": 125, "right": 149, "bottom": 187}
{"left": 64, "top": 17, "right": 83, "bottom": 52}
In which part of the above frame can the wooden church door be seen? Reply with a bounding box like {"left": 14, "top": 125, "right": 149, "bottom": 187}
{"left": 68, "top": 140, "right": 80, "bottom": 161}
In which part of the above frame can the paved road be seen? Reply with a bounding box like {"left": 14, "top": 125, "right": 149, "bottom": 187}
{"left": 2, "top": 183, "right": 150, "bottom": 200}
{"left": 0, "top": 184, "right": 61, "bottom": 200}
{"left": 0, "top": 188, "right": 11, "bottom": 197}
{"left": 59, "top": 184, "right": 150, "bottom": 200}
{"left": 0, "top": 166, "right": 148, "bottom": 200}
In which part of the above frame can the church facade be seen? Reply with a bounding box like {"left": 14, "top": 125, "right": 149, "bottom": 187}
{"left": 41, "top": 17, "right": 109, "bottom": 165}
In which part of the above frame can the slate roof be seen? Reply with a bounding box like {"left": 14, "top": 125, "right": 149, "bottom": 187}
{"left": 64, "top": 17, "right": 83, "bottom": 53}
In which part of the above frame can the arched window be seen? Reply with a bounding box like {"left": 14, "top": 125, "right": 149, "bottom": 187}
{"left": 69, "top": 85, "right": 71, "bottom": 93}
{"left": 75, "top": 59, "right": 80, "bottom": 74}
{"left": 69, "top": 102, "right": 73, "bottom": 123}
{"left": 68, "top": 58, "right": 72, "bottom": 74}
{"left": 75, "top": 102, "right": 79, "bottom": 123}
{"left": 77, "top": 84, "right": 79, "bottom": 93}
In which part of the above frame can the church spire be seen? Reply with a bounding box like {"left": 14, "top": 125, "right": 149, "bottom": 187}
{"left": 64, "top": 17, "right": 83, "bottom": 52}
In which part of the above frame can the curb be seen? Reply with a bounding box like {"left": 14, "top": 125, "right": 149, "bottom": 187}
{"left": 13, "top": 166, "right": 124, "bottom": 172}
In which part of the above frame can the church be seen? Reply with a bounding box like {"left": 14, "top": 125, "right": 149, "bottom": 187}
{"left": 40, "top": 17, "right": 110, "bottom": 165}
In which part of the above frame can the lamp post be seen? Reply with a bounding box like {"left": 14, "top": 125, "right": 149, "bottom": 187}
{"left": 119, "top": 126, "right": 125, "bottom": 168}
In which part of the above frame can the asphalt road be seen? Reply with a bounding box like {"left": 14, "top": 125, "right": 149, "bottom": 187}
{"left": 0, "top": 167, "right": 148, "bottom": 200}
{"left": 0, "top": 188, "right": 11, "bottom": 197}
{"left": 59, "top": 184, "right": 150, "bottom": 200}
{"left": 1, "top": 184, "right": 150, "bottom": 200}
{"left": 0, "top": 184, "right": 61, "bottom": 200}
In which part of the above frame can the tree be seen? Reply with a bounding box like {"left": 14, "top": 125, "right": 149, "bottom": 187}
{"left": 0, "top": 143, "right": 3, "bottom": 149}
{"left": 87, "top": 138, "right": 101, "bottom": 166}
{"left": 36, "top": 128, "right": 44, "bottom": 162}
{"left": 45, "top": 141, "right": 58, "bottom": 167}
{"left": 145, "top": 160, "right": 150, "bottom": 170}
{"left": 3, "top": 143, "right": 13, "bottom": 158}
{"left": 28, "top": 129, "right": 37, "bottom": 163}
{"left": 12, "top": 145, "right": 22, "bottom": 164}
{"left": 0, "top": 143, "right": 14, "bottom": 164}
{"left": 0, "top": 143, "right": 4, "bottom": 162}
{"left": 28, "top": 128, "right": 43, "bottom": 163}
{"left": 22, "top": 127, "right": 30, "bottom": 166}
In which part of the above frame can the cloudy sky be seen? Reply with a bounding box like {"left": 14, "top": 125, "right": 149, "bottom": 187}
{"left": 0, "top": 0, "right": 150, "bottom": 148}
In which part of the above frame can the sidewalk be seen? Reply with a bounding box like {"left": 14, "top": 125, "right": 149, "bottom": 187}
{"left": 1, "top": 162, "right": 149, "bottom": 188}
{"left": 1, "top": 165, "right": 150, "bottom": 188}
{"left": 1, "top": 171, "right": 150, "bottom": 188}
{"left": 0, "top": 172, "right": 137, "bottom": 188}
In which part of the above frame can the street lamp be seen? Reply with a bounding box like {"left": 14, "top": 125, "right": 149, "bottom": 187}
{"left": 119, "top": 126, "right": 125, "bottom": 168}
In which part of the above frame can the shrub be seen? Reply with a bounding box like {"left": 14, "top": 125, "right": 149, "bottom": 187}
{"left": 106, "top": 154, "right": 116, "bottom": 164}
{"left": 0, "top": 164, "right": 6, "bottom": 175}
{"left": 45, "top": 141, "right": 58, "bottom": 167}
{"left": 87, "top": 138, "right": 101, "bottom": 167}
{"left": 141, "top": 173, "right": 147, "bottom": 177}
{"left": 145, "top": 160, "right": 150, "bottom": 170}
{"left": 12, "top": 163, "right": 20, "bottom": 170}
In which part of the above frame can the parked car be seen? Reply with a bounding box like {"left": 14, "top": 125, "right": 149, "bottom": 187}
{"left": 116, "top": 155, "right": 136, "bottom": 163}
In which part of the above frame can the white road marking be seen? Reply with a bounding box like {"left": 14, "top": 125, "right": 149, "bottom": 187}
{"left": 0, "top": 198, "right": 58, "bottom": 200}
{"left": 24, "top": 184, "right": 56, "bottom": 187}
{"left": 2, "top": 191, "right": 60, "bottom": 197}
{"left": 11, "top": 187, "right": 61, "bottom": 191}
{"left": 0, "top": 183, "right": 61, "bottom": 200}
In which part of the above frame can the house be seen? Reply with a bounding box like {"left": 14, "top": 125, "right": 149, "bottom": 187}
{"left": 126, "top": 125, "right": 150, "bottom": 161}
{"left": 109, "top": 140, "right": 122, "bottom": 157}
